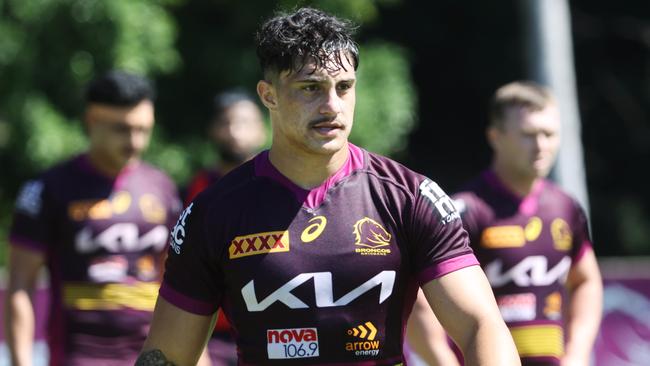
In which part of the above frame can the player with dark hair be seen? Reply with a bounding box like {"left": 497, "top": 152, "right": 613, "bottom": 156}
{"left": 184, "top": 89, "right": 267, "bottom": 366}
{"left": 407, "top": 81, "right": 603, "bottom": 366}
{"left": 184, "top": 89, "right": 266, "bottom": 205}
{"left": 4, "top": 70, "right": 182, "bottom": 365}
{"left": 137, "top": 8, "right": 520, "bottom": 365}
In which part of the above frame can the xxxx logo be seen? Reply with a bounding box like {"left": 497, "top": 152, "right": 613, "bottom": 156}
{"left": 229, "top": 231, "right": 290, "bottom": 259}
{"left": 347, "top": 322, "right": 378, "bottom": 340}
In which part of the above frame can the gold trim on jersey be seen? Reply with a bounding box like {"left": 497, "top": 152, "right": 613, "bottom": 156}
{"left": 63, "top": 282, "right": 159, "bottom": 311}
{"left": 509, "top": 324, "right": 564, "bottom": 358}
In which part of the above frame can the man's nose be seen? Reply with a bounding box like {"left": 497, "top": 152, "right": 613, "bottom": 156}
{"left": 129, "top": 129, "right": 148, "bottom": 150}
{"left": 320, "top": 88, "right": 343, "bottom": 116}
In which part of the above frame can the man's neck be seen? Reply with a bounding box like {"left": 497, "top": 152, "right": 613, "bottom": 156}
{"left": 268, "top": 143, "right": 349, "bottom": 189}
{"left": 491, "top": 162, "right": 539, "bottom": 197}
{"left": 87, "top": 150, "right": 129, "bottom": 178}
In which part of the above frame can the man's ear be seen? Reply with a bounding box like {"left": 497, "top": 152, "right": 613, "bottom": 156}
{"left": 82, "top": 109, "right": 92, "bottom": 136}
{"left": 486, "top": 126, "right": 498, "bottom": 150}
{"left": 257, "top": 80, "right": 277, "bottom": 110}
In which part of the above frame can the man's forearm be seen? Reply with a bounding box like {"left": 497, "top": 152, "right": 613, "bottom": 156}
{"left": 4, "top": 290, "right": 36, "bottom": 366}
{"left": 564, "top": 279, "right": 603, "bottom": 363}
{"left": 461, "top": 318, "right": 521, "bottom": 366}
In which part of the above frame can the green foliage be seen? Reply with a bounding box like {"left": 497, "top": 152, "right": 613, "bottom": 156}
{"left": 22, "top": 95, "right": 87, "bottom": 169}
{"left": 351, "top": 42, "right": 417, "bottom": 156}
{"left": 0, "top": 0, "right": 182, "bottom": 265}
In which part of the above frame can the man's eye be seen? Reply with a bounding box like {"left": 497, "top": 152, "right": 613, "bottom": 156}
{"left": 337, "top": 83, "right": 352, "bottom": 91}
{"left": 303, "top": 84, "right": 319, "bottom": 92}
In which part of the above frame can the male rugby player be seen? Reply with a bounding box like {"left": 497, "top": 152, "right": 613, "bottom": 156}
{"left": 185, "top": 89, "right": 267, "bottom": 365}
{"left": 407, "top": 81, "right": 603, "bottom": 366}
{"left": 185, "top": 89, "right": 267, "bottom": 205}
{"left": 5, "top": 71, "right": 182, "bottom": 365}
{"left": 137, "top": 8, "right": 520, "bottom": 366}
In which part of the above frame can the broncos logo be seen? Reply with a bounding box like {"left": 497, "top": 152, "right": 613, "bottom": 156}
{"left": 353, "top": 217, "right": 392, "bottom": 248}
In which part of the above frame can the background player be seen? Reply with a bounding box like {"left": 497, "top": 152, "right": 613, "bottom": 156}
{"left": 407, "top": 81, "right": 603, "bottom": 366}
{"left": 184, "top": 89, "right": 267, "bottom": 204}
{"left": 4, "top": 71, "right": 182, "bottom": 365}
{"left": 137, "top": 7, "right": 520, "bottom": 365}
{"left": 184, "top": 90, "right": 267, "bottom": 365}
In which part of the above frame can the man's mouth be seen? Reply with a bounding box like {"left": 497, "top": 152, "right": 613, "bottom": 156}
{"left": 311, "top": 120, "right": 343, "bottom": 133}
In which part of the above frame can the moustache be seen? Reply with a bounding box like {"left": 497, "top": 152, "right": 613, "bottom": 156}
{"left": 309, "top": 116, "right": 338, "bottom": 127}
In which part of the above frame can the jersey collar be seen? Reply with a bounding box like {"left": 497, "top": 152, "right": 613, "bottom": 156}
{"left": 254, "top": 143, "right": 365, "bottom": 209}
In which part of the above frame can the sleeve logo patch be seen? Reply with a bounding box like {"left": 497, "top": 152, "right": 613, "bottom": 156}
{"left": 15, "top": 180, "right": 44, "bottom": 217}
{"left": 267, "top": 327, "right": 319, "bottom": 359}
{"left": 169, "top": 202, "right": 193, "bottom": 254}
{"left": 419, "top": 179, "right": 460, "bottom": 224}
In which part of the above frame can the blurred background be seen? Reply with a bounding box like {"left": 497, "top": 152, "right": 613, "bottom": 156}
{"left": 0, "top": 0, "right": 648, "bottom": 364}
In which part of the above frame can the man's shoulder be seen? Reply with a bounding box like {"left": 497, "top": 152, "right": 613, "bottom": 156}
{"left": 30, "top": 154, "right": 86, "bottom": 186}
{"left": 539, "top": 178, "right": 585, "bottom": 212}
{"left": 135, "top": 161, "right": 175, "bottom": 182}
{"left": 451, "top": 174, "right": 493, "bottom": 213}
{"left": 363, "top": 150, "right": 428, "bottom": 189}
{"left": 191, "top": 159, "right": 256, "bottom": 204}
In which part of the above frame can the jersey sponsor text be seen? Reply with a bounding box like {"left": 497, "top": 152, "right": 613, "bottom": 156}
{"left": 242, "top": 270, "right": 396, "bottom": 311}
{"left": 485, "top": 256, "right": 572, "bottom": 287}
{"left": 267, "top": 328, "right": 319, "bottom": 359}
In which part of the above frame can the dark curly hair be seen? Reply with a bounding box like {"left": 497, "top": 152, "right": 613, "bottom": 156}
{"left": 85, "top": 70, "right": 155, "bottom": 107}
{"left": 255, "top": 7, "right": 359, "bottom": 78}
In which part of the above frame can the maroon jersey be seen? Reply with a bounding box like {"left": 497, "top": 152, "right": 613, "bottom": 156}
{"left": 9, "top": 154, "right": 181, "bottom": 366}
{"left": 161, "top": 143, "right": 477, "bottom": 365}
{"left": 453, "top": 170, "right": 593, "bottom": 365}
{"left": 184, "top": 169, "right": 224, "bottom": 206}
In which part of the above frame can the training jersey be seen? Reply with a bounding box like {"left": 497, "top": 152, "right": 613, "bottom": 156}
{"left": 452, "top": 170, "right": 593, "bottom": 366}
{"left": 161, "top": 143, "right": 478, "bottom": 365}
{"left": 185, "top": 167, "right": 238, "bottom": 366}
{"left": 185, "top": 168, "right": 224, "bottom": 206}
{"left": 9, "top": 154, "right": 181, "bottom": 366}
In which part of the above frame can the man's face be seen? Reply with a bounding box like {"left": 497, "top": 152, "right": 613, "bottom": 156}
{"left": 261, "top": 56, "right": 356, "bottom": 157}
{"left": 490, "top": 104, "right": 561, "bottom": 179}
{"left": 210, "top": 100, "right": 266, "bottom": 164}
{"left": 86, "top": 100, "right": 154, "bottom": 171}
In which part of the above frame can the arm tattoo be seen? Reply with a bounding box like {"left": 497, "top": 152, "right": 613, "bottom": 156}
{"left": 135, "top": 349, "right": 176, "bottom": 366}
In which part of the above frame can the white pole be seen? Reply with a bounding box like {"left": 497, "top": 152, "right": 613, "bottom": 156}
{"left": 520, "top": 0, "right": 591, "bottom": 216}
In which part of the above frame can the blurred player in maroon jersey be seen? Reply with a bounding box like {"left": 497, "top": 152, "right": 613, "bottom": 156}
{"left": 4, "top": 71, "right": 185, "bottom": 366}
{"left": 185, "top": 90, "right": 267, "bottom": 366}
{"left": 184, "top": 89, "right": 267, "bottom": 205}
{"left": 407, "top": 81, "right": 603, "bottom": 366}
{"left": 137, "top": 8, "right": 520, "bottom": 366}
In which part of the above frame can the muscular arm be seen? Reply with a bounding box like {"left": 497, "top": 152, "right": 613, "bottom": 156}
{"left": 406, "top": 289, "right": 460, "bottom": 366}
{"left": 137, "top": 296, "right": 216, "bottom": 366}
{"left": 562, "top": 249, "right": 603, "bottom": 366}
{"left": 3, "top": 245, "right": 45, "bottom": 366}
{"left": 422, "top": 266, "right": 520, "bottom": 366}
